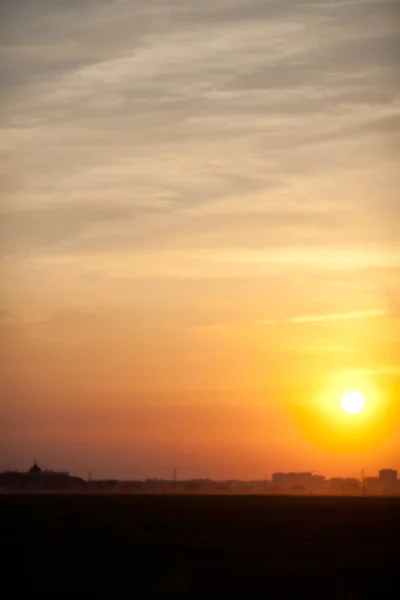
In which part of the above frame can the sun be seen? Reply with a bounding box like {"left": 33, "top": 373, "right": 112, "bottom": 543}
{"left": 340, "top": 390, "right": 365, "bottom": 414}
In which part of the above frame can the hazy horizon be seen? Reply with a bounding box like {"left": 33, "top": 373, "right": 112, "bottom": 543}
{"left": 1, "top": 0, "right": 399, "bottom": 480}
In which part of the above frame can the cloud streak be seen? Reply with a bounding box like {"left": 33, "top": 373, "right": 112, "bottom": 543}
{"left": 259, "top": 309, "right": 387, "bottom": 325}
{"left": 1, "top": 0, "right": 399, "bottom": 325}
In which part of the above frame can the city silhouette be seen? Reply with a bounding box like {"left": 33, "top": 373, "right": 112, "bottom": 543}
{"left": 1, "top": 461, "right": 398, "bottom": 496}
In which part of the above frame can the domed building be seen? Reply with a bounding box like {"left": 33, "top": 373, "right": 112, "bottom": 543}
{"left": 0, "top": 462, "right": 85, "bottom": 491}
{"left": 29, "top": 462, "right": 42, "bottom": 475}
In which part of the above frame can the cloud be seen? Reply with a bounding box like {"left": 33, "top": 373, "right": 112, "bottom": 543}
{"left": 259, "top": 309, "right": 387, "bottom": 325}
{"left": 1, "top": 0, "right": 399, "bottom": 273}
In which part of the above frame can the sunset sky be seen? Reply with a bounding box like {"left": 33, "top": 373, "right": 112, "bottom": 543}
{"left": 1, "top": 0, "right": 399, "bottom": 480}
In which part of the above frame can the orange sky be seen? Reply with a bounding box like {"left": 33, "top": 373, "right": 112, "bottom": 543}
{"left": 1, "top": 0, "right": 399, "bottom": 479}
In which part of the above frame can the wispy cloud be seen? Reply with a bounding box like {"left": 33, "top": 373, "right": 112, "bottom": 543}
{"left": 1, "top": 0, "right": 399, "bottom": 317}
{"left": 259, "top": 309, "right": 387, "bottom": 325}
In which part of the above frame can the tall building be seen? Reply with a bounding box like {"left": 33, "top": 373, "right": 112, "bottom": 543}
{"left": 379, "top": 469, "right": 397, "bottom": 493}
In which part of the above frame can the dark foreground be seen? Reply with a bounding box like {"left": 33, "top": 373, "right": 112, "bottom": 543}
{"left": 2, "top": 494, "right": 399, "bottom": 598}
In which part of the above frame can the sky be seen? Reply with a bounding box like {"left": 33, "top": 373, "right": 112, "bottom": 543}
{"left": 1, "top": 0, "right": 399, "bottom": 480}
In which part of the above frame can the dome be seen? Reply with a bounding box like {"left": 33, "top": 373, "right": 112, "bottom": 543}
{"left": 29, "top": 462, "right": 42, "bottom": 474}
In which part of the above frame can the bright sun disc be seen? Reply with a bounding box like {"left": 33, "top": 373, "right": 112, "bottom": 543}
{"left": 340, "top": 391, "right": 365, "bottom": 414}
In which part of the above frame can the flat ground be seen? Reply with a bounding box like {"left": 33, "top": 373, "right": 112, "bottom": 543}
{"left": 2, "top": 494, "right": 399, "bottom": 598}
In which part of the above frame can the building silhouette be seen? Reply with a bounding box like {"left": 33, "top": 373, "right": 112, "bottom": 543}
{"left": 0, "top": 463, "right": 398, "bottom": 495}
{"left": 272, "top": 472, "right": 326, "bottom": 493}
{"left": 29, "top": 462, "right": 42, "bottom": 475}
{"left": 379, "top": 469, "right": 397, "bottom": 493}
{"left": 365, "top": 477, "right": 380, "bottom": 494}
{"left": 0, "top": 462, "right": 85, "bottom": 491}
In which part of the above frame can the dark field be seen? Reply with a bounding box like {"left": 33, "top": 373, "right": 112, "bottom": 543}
{"left": 2, "top": 494, "right": 399, "bottom": 598}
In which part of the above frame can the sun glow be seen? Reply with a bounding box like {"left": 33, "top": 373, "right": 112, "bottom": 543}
{"left": 291, "top": 373, "right": 398, "bottom": 453}
{"left": 340, "top": 390, "right": 365, "bottom": 414}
